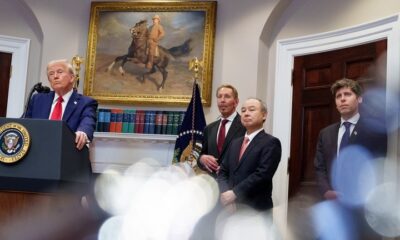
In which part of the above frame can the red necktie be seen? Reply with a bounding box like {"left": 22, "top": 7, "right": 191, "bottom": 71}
{"left": 217, "top": 119, "right": 229, "bottom": 154}
{"left": 50, "top": 96, "right": 63, "bottom": 120}
{"left": 239, "top": 137, "right": 250, "bottom": 160}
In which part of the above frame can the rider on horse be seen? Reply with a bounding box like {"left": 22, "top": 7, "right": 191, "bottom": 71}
{"left": 146, "top": 14, "right": 165, "bottom": 69}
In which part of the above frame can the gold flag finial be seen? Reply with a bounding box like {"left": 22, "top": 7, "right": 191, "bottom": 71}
{"left": 72, "top": 55, "right": 84, "bottom": 89}
{"left": 188, "top": 57, "right": 203, "bottom": 81}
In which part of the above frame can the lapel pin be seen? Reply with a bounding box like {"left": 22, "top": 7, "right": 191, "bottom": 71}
{"left": 74, "top": 101, "right": 77, "bottom": 105}
{"left": 354, "top": 131, "right": 357, "bottom": 136}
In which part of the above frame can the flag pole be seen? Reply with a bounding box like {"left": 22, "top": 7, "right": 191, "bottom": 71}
{"left": 188, "top": 57, "right": 203, "bottom": 155}
{"left": 172, "top": 57, "right": 206, "bottom": 169}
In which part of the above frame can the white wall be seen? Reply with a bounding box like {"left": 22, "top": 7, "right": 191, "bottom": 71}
{"left": 24, "top": 0, "right": 92, "bottom": 91}
{"left": 0, "top": 0, "right": 42, "bottom": 111}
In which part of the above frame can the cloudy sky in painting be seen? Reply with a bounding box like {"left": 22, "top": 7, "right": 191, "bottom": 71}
{"left": 96, "top": 11, "right": 205, "bottom": 56}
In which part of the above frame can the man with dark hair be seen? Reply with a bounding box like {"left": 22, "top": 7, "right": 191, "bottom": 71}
{"left": 315, "top": 78, "right": 387, "bottom": 199}
{"left": 218, "top": 98, "right": 281, "bottom": 211}
{"left": 197, "top": 84, "right": 246, "bottom": 178}
{"left": 314, "top": 78, "right": 387, "bottom": 240}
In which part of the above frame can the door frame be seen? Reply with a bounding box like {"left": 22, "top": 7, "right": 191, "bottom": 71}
{"left": 272, "top": 14, "right": 400, "bottom": 233}
{"left": 0, "top": 34, "right": 30, "bottom": 117}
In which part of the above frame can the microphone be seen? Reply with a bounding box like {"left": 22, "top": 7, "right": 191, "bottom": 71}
{"left": 35, "top": 84, "right": 50, "bottom": 93}
{"left": 21, "top": 82, "right": 51, "bottom": 118}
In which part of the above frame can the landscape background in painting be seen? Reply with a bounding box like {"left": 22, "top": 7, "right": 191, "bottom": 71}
{"left": 94, "top": 11, "right": 205, "bottom": 96}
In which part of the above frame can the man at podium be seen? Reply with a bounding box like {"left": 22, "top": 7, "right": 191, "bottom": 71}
{"left": 25, "top": 59, "right": 98, "bottom": 150}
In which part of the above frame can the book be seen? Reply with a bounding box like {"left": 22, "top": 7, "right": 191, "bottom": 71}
{"left": 161, "top": 111, "right": 168, "bottom": 134}
{"left": 122, "top": 110, "right": 130, "bottom": 133}
{"left": 115, "top": 109, "right": 124, "bottom": 133}
{"left": 172, "top": 111, "right": 181, "bottom": 135}
{"left": 148, "top": 111, "right": 156, "bottom": 134}
{"left": 109, "top": 109, "right": 118, "bottom": 132}
{"left": 144, "top": 111, "right": 150, "bottom": 134}
{"left": 128, "top": 109, "right": 136, "bottom": 133}
{"left": 166, "top": 111, "right": 174, "bottom": 135}
{"left": 155, "top": 111, "right": 163, "bottom": 134}
{"left": 103, "top": 109, "right": 111, "bottom": 132}
{"left": 135, "top": 110, "right": 145, "bottom": 133}
{"left": 96, "top": 109, "right": 105, "bottom": 132}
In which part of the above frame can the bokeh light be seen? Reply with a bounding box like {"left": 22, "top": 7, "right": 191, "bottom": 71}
{"left": 94, "top": 160, "right": 219, "bottom": 239}
{"left": 311, "top": 200, "right": 356, "bottom": 240}
{"left": 98, "top": 216, "right": 124, "bottom": 240}
{"left": 361, "top": 88, "right": 399, "bottom": 133}
{"left": 215, "top": 206, "right": 276, "bottom": 240}
{"left": 365, "top": 182, "right": 400, "bottom": 238}
{"left": 331, "top": 145, "right": 377, "bottom": 206}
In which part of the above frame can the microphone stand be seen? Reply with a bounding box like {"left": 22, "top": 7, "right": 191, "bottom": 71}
{"left": 21, "top": 82, "right": 50, "bottom": 118}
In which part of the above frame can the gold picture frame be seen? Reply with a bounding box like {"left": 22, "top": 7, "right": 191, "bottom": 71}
{"left": 84, "top": 1, "right": 216, "bottom": 106}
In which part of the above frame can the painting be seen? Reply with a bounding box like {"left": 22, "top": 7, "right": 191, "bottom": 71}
{"left": 84, "top": 1, "right": 217, "bottom": 106}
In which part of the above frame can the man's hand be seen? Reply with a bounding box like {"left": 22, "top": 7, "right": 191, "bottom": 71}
{"left": 220, "top": 190, "right": 236, "bottom": 206}
{"left": 199, "top": 154, "right": 219, "bottom": 173}
{"left": 324, "top": 190, "right": 338, "bottom": 200}
{"left": 225, "top": 203, "right": 237, "bottom": 214}
{"left": 75, "top": 131, "right": 88, "bottom": 150}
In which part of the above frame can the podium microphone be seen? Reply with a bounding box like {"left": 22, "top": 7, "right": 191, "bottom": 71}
{"left": 35, "top": 83, "right": 50, "bottom": 93}
{"left": 21, "top": 82, "right": 50, "bottom": 118}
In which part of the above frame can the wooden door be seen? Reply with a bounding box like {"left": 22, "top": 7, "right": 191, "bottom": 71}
{"left": 0, "top": 52, "right": 12, "bottom": 117}
{"left": 289, "top": 40, "right": 387, "bottom": 197}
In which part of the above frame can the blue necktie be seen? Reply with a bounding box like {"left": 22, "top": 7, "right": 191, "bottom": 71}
{"left": 339, "top": 122, "right": 352, "bottom": 152}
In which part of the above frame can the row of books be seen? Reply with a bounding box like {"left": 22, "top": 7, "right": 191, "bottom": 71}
{"left": 96, "top": 109, "right": 185, "bottom": 135}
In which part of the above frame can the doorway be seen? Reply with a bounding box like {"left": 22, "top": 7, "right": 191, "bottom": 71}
{"left": 286, "top": 40, "right": 387, "bottom": 239}
{"left": 0, "top": 52, "right": 12, "bottom": 117}
{"left": 289, "top": 39, "right": 387, "bottom": 197}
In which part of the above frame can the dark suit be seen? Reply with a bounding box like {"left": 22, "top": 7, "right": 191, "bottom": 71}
{"left": 25, "top": 90, "right": 98, "bottom": 140}
{"left": 197, "top": 114, "right": 246, "bottom": 178}
{"left": 314, "top": 117, "right": 387, "bottom": 240}
{"left": 314, "top": 117, "right": 387, "bottom": 195}
{"left": 218, "top": 130, "right": 282, "bottom": 211}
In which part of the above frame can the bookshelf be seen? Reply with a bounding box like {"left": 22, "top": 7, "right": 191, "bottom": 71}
{"left": 93, "top": 132, "right": 177, "bottom": 143}
{"left": 90, "top": 132, "right": 177, "bottom": 173}
{"left": 90, "top": 108, "right": 184, "bottom": 173}
{"left": 96, "top": 108, "right": 185, "bottom": 135}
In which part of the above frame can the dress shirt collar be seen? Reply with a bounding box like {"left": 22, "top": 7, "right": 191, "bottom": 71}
{"left": 53, "top": 89, "right": 73, "bottom": 104}
{"left": 218, "top": 111, "right": 237, "bottom": 122}
{"left": 244, "top": 128, "right": 263, "bottom": 143}
{"left": 340, "top": 113, "right": 360, "bottom": 127}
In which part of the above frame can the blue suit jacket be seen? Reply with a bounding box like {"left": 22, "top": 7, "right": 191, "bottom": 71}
{"left": 25, "top": 90, "right": 98, "bottom": 140}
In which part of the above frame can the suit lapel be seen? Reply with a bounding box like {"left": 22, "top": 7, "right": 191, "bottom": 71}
{"left": 349, "top": 120, "right": 362, "bottom": 143}
{"left": 235, "top": 131, "right": 264, "bottom": 170}
{"left": 43, "top": 92, "right": 55, "bottom": 118}
{"left": 62, "top": 91, "right": 79, "bottom": 121}
{"left": 329, "top": 123, "right": 340, "bottom": 160}
{"left": 221, "top": 115, "right": 241, "bottom": 156}
{"left": 209, "top": 121, "right": 219, "bottom": 155}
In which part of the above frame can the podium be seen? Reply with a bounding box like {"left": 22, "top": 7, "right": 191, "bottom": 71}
{"left": 0, "top": 118, "right": 96, "bottom": 239}
{"left": 0, "top": 117, "right": 91, "bottom": 192}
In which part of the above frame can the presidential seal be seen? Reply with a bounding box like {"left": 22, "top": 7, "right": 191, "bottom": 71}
{"left": 0, "top": 122, "right": 31, "bottom": 163}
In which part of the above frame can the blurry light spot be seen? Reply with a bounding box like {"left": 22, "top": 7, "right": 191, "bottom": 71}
{"left": 216, "top": 207, "right": 275, "bottom": 240}
{"left": 331, "top": 145, "right": 377, "bottom": 206}
{"left": 365, "top": 182, "right": 400, "bottom": 238}
{"left": 98, "top": 216, "right": 124, "bottom": 240}
{"left": 311, "top": 201, "right": 356, "bottom": 240}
